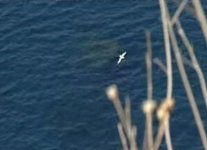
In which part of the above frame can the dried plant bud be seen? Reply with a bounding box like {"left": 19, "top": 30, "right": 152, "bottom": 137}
{"left": 165, "top": 97, "right": 175, "bottom": 112}
{"left": 105, "top": 84, "right": 119, "bottom": 102}
{"left": 142, "top": 100, "right": 157, "bottom": 114}
{"left": 157, "top": 97, "right": 175, "bottom": 121}
{"left": 157, "top": 105, "right": 168, "bottom": 121}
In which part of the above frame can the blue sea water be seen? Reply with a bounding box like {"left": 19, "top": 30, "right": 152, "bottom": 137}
{"left": 0, "top": 0, "right": 207, "bottom": 150}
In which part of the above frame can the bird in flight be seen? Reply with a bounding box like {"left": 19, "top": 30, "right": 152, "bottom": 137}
{"left": 117, "top": 51, "right": 127, "bottom": 64}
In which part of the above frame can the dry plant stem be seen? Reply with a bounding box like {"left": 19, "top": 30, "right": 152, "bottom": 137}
{"left": 143, "top": 31, "right": 154, "bottom": 150}
{"left": 182, "top": 56, "right": 194, "bottom": 68}
{"left": 146, "top": 113, "right": 153, "bottom": 150}
{"left": 159, "top": 0, "right": 173, "bottom": 99}
{"left": 154, "top": 122, "right": 165, "bottom": 150}
{"left": 153, "top": 58, "right": 167, "bottom": 74}
{"left": 114, "top": 99, "right": 138, "bottom": 150}
{"left": 158, "top": 1, "right": 174, "bottom": 150}
{"left": 167, "top": 8, "right": 207, "bottom": 150}
{"left": 192, "top": 0, "right": 207, "bottom": 44}
{"left": 176, "top": 20, "right": 207, "bottom": 109}
{"left": 142, "top": 129, "right": 148, "bottom": 150}
{"left": 142, "top": 110, "right": 154, "bottom": 150}
{"left": 125, "top": 99, "right": 139, "bottom": 150}
{"left": 125, "top": 98, "right": 132, "bottom": 135}
{"left": 146, "top": 31, "right": 153, "bottom": 150}
{"left": 164, "top": 117, "right": 173, "bottom": 150}
{"left": 146, "top": 31, "right": 153, "bottom": 100}
{"left": 171, "top": 0, "right": 188, "bottom": 26}
{"left": 106, "top": 86, "right": 139, "bottom": 150}
{"left": 112, "top": 99, "right": 128, "bottom": 132}
{"left": 129, "top": 129, "right": 138, "bottom": 150}
{"left": 130, "top": 126, "right": 138, "bottom": 150}
{"left": 118, "top": 123, "right": 129, "bottom": 150}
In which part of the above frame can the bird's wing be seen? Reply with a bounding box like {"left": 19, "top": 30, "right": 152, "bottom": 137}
{"left": 123, "top": 51, "right": 127, "bottom": 56}
{"left": 117, "top": 58, "right": 121, "bottom": 64}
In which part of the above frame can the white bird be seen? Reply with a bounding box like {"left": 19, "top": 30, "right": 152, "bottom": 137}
{"left": 117, "top": 51, "right": 127, "bottom": 64}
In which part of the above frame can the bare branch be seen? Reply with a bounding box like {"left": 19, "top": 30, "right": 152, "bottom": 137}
{"left": 118, "top": 123, "right": 129, "bottom": 150}
{"left": 164, "top": 117, "right": 173, "bottom": 150}
{"left": 192, "top": 0, "right": 207, "bottom": 44}
{"left": 168, "top": 9, "right": 207, "bottom": 150}
{"left": 146, "top": 31, "right": 153, "bottom": 100}
{"left": 171, "top": 0, "right": 188, "bottom": 26}
{"left": 154, "top": 123, "right": 165, "bottom": 150}
{"left": 176, "top": 20, "right": 207, "bottom": 110}
{"left": 159, "top": 0, "right": 173, "bottom": 99}
{"left": 153, "top": 58, "right": 167, "bottom": 74}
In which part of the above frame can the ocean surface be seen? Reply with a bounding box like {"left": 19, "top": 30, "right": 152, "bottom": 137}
{"left": 0, "top": 0, "right": 207, "bottom": 150}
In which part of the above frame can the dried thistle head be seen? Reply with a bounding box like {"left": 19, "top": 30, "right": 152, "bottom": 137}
{"left": 105, "top": 84, "right": 119, "bottom": 102}
{"left": 157, "top": 97, "right": 175, "bottom": 121}
{"left": 157, "top": 105, "right": 168, "bottom": 121}
{"left": 165, "top": 97, "right": 175, "bottom": 112}
{"left": 142, "top": 100, "right": 157, "bottom": 114}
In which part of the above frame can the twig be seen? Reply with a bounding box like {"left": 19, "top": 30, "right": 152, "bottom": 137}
{"left": 113, "top": 97, "right": 128, "bottom": 131}
{"left": 171, "top": 0, "right": 188, "bottom": 26}
{"left": 155, "top": 97, "right": 175, "bottom": 150}
{"left": 154, "top": 123, "right": 165, "bottom": 150}
{"left": 164, "top": 117, "right": 173, "bottom": 150}
{"left": 182, "top": 55, "right": 194, "bottom": 68}
{"left": 146, "top": 31, "right": 153, "bottom": 100}
{"left": 143, "top": 31, "right": 156, "bottom": 150}
{"left": 130, "top": 126, "right": 138, "bottom": 150}
{"left": 159, "top": 0, "right": 173, "bottom": 99}
{"left": 157, "top": 1, "right": 174, "bottom": 150}
{"left": 118, "top": 123, "right": 129, "bottom": 150}
{"left": 176, "top": 20, "right": 207, "bottom": 110}
{"left": 125, "top": 98, "right": 132, "bottom": 136}
{"left": 153, "top": 58, "right": 167, "bottom": 74}
{"left": 167, "top": 7, "right": 207, "bottom": 150}
{"left": 105, "top": 85, "right": 139, "bottom": 150}
{"left": 125, "top": 98, "right": 139, "bottom": 150}
{"left": 192, "top": 0, "right": 207, "bottom": 44}
{"left": 142, "top": 129, "right": 148, "bottom": 150}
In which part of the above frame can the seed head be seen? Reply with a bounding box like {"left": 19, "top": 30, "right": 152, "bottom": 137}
{"left": 105, "top": 84, "right": 119, "bottom": 102}
{"left": 142, "top": 100, "right": 156, "bottom": 114}
{"left": 157, "top": 97, "right": 175, "bottom": 121}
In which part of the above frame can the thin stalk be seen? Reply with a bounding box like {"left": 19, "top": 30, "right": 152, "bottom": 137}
{"left": 130, "top": 126, "right": 138, "bottom": 150}
{"left": 112, "top": 99, "right": 128, "bottom": 133}
{"left": 192, "top": 0, "right": 207, "bottom": 44}
{"left": 146, "top": 31, "right": 153, "bottom": 100}
{"left": 125, "top": 99, "right": 138, "bottom": 150}
{"left": 159, "top": 0, "right": 173, "bottom": 99}
{"left": 144, "top": 31, "right": 154, "bottom": 150}
{"left": 164, "top": 117, "right": 173, "bottom": 150}
{"left": 168, "top": 7, "right": 207, "bottom": 150}
{"left": 171, "top": 0, "right": 188, "bottom": 26}
{"left": 159, "top": 1, "right": 174, "bottom": 150}
{"left": 125, "top": 98, "right": 132, "bottom": 136}
{"left": 118, "top": 123, "right": 129, "bottom": 150}
{"left": 142, "top": 131, "right": 148, "bottom": 150}
{"left": 146, "top": 113, "right": 153, "bottom": 150}
{"left": 153, "top": 58, "right": 167, "bottom": 74}
{"left": 176, "top": 20, "right": 207, "bottom": 110}
{"left": 154, "top": 123, "right": 165, "bottom": 150}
